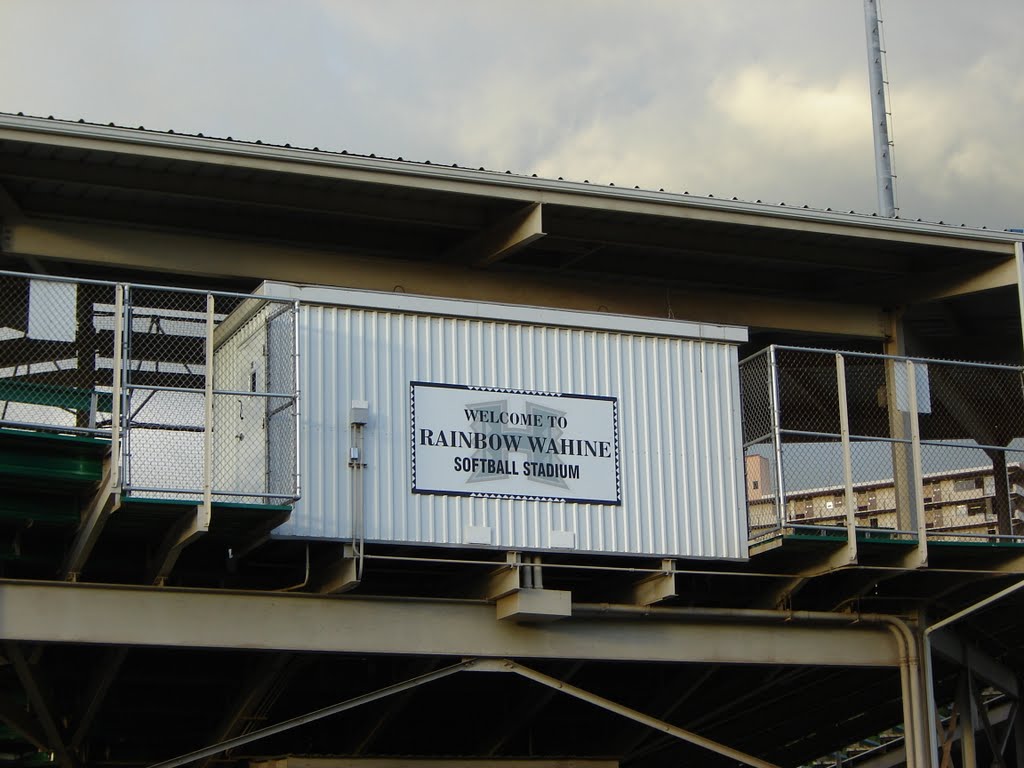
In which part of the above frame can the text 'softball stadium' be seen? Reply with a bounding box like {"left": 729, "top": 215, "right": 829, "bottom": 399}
{"left": 0, "top": 112, "right": 1023, "bottom": 768}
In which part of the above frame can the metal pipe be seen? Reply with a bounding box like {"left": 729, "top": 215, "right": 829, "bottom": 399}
{"left": 769, "top": 344, "right": 1022, "bottom": 372}
{"left": 574, "top": 602, "right": 926, "bottom": 765}
{"left": 925, "top": 578, "right": 1024, "bottom": 637}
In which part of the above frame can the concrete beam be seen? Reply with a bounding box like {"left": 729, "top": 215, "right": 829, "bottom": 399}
{"left": 0, "top": 581, "right": 900, "bottom": 667}
{"left": 445, "top": 203, "right": 545, "bottom": 266}
{"left": 3, "top": 220, "right": 888, "bottom": 337}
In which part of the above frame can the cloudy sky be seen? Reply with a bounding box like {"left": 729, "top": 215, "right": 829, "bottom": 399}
{"left": 1, "top": 1, "right": 1021, "bottom": 230}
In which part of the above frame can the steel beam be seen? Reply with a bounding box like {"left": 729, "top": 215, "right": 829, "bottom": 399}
{"left": 0, "top": 691, "right": 49, "bottom": 752}
{"left": 3, "top": 220, "right": 888, "bottom": 338}
{"left": 195, "top": 652, "right": 296, "bottom": 768}
{"left": 62, "top": 460, "right": 121, "bottom": 580}
{"left": 146, "top": 660, "right": 476, "bottom": 768}
{"left": 911, "top": 258, "right": 1018, "bottom": 302}
{"left": 70, "top": 647, "right": 127, "bottom": 752}
{"left": 444, "top": 202, "right": 545, "bottom": 266}
{"left": 474, "top": 659, "right": 781, "bottom": 768}
{"left": 1, "top": 114, "right": 1018, "bottom": 251}
{"left": 930, "top": 629, "right": 1019, "bottom": 698}
{"left": 0, "top": 581, "right": 901, "bottom": 667}
{"left": 147, "top": 508, "right": 207, "bottom": 585}
{"left": 5, "top": 643, "right": 75, "bottom": 768}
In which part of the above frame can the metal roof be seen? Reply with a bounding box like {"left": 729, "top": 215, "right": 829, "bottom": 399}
{"left": 2, "top": 111, "right": 1021, "bottom": 243}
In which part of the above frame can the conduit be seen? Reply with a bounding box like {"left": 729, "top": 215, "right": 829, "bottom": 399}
{"left": 573, "top": 603, "right": 926, "bottom": 767}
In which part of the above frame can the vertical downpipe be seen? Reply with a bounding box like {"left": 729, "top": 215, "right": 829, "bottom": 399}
{"left": 768, "top": 346, "right": 787, "bottom": 530}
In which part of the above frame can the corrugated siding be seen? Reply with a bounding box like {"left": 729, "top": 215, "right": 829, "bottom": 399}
{"left": 276, "top": 306, "right": 747, "bottom": 559}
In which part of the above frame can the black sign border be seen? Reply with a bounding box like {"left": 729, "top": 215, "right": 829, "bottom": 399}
{"left": 410, "top": 381, "right": 622, "bottom": 506}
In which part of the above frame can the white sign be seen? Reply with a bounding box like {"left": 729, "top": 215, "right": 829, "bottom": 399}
{"left": 411, "top": 382, "right": 621, "bottom": 505}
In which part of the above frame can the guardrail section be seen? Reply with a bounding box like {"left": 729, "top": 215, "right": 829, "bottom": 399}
{"left": 741, "top": 346, "right": 1024, "bottom": 543}
{"left": 0, "top": 272, "right": 299, "bottom": 505}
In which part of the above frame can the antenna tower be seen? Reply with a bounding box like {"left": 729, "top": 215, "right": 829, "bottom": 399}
{"left": 863, "top": 0, "right": 898, "bottom": 217}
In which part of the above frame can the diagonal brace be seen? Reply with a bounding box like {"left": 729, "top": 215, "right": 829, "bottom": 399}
{"left": 471, "top": 658, "right": 781, "bottom": 768}
{"left": 145, "top": 659, "right": 477, "bottom": 768}
{"left": 6, "top": 643, "right": 75, "bottom": 768}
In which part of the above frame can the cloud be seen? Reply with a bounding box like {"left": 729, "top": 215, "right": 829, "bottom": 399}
{"left": 0, "top": 0, "right": 1020, "bottom": 228}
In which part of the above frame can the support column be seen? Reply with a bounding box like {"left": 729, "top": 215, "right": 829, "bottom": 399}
{"left": 883, "top": 312, "right": 924, "bottom": 558}
{"left": 958, "top": 671, "right": 978, "bottom": 768}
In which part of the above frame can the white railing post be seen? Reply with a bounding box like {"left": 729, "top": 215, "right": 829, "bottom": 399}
{"left": 906, "top": 360, "right": 928, "bottom": 566}
{"left": 836, "top": 353, "right": 858, "bottom": 558}
{"left": 768, "top": 346, "right": 786, "bottom": 529}
{"left": 202, "top": 292, "right": 215, "bottom": 526}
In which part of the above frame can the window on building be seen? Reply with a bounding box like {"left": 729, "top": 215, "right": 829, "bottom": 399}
{"left": 954, "top": 477, "right": 984, "bottom": 493}
{"left": 967, "top": 500, "right": 987, "bottom": 516}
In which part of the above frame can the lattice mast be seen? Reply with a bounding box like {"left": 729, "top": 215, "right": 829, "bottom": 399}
{"left": 863, "top": 0, "right": 897, "bottom": 217}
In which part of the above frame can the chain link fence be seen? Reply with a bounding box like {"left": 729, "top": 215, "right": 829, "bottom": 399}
{"left": 740, "top": 345, "right": 1024, "bottom": 543}
{"left": 0, "top": 274, "right": 118, "bottom": 434}
{"left": 0, "top": 271, "right": 299, "bottom": 505}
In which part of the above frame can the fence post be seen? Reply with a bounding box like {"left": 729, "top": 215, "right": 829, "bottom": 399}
{"left": 768, "top": 346, "right": 786, "bottom": 529}
{"left": 110, "top": 284, "right": 123, "bottom": 489}
{"left": 906, "top": 361, "right": 928, "bottom": 566}
{"left": 836, "top": 353, "right": 858, "bottom": 557}
{"left": 202, "top": 293, "right": 215, "bottom": 527}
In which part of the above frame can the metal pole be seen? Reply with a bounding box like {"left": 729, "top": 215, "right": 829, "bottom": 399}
{"left": 292, "top": 300, "right": 301, "bottom": 501}
{"left": 836, "top": 353, "right": 859, "bottom": 558}
{"left": 768, "top": 346, "right": 787, "bottom": 530}
{"left": 121, "top": 284, "right": 133, "bottom": 493}
{"left": 110, "top": 284, "right": 124, "bottom": 489}
{"left": 863, "top": 0, "right": 897, "bottom": 217}
{"left": 1015, "top": 242, "right": 1024, "bottom": 363}
{"left": 202, "top": 293, "right": 215, "bottom": 526}
{"left": 906, "top": 361, "right": 928, "bottom": 567}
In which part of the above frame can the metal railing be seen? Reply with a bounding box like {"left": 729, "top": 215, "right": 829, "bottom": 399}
{"left": 741, "top": 345, "right": 1024, "bottom": 543}
{"left": 0, "top": 271, "right": 299, "bottom": 504}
